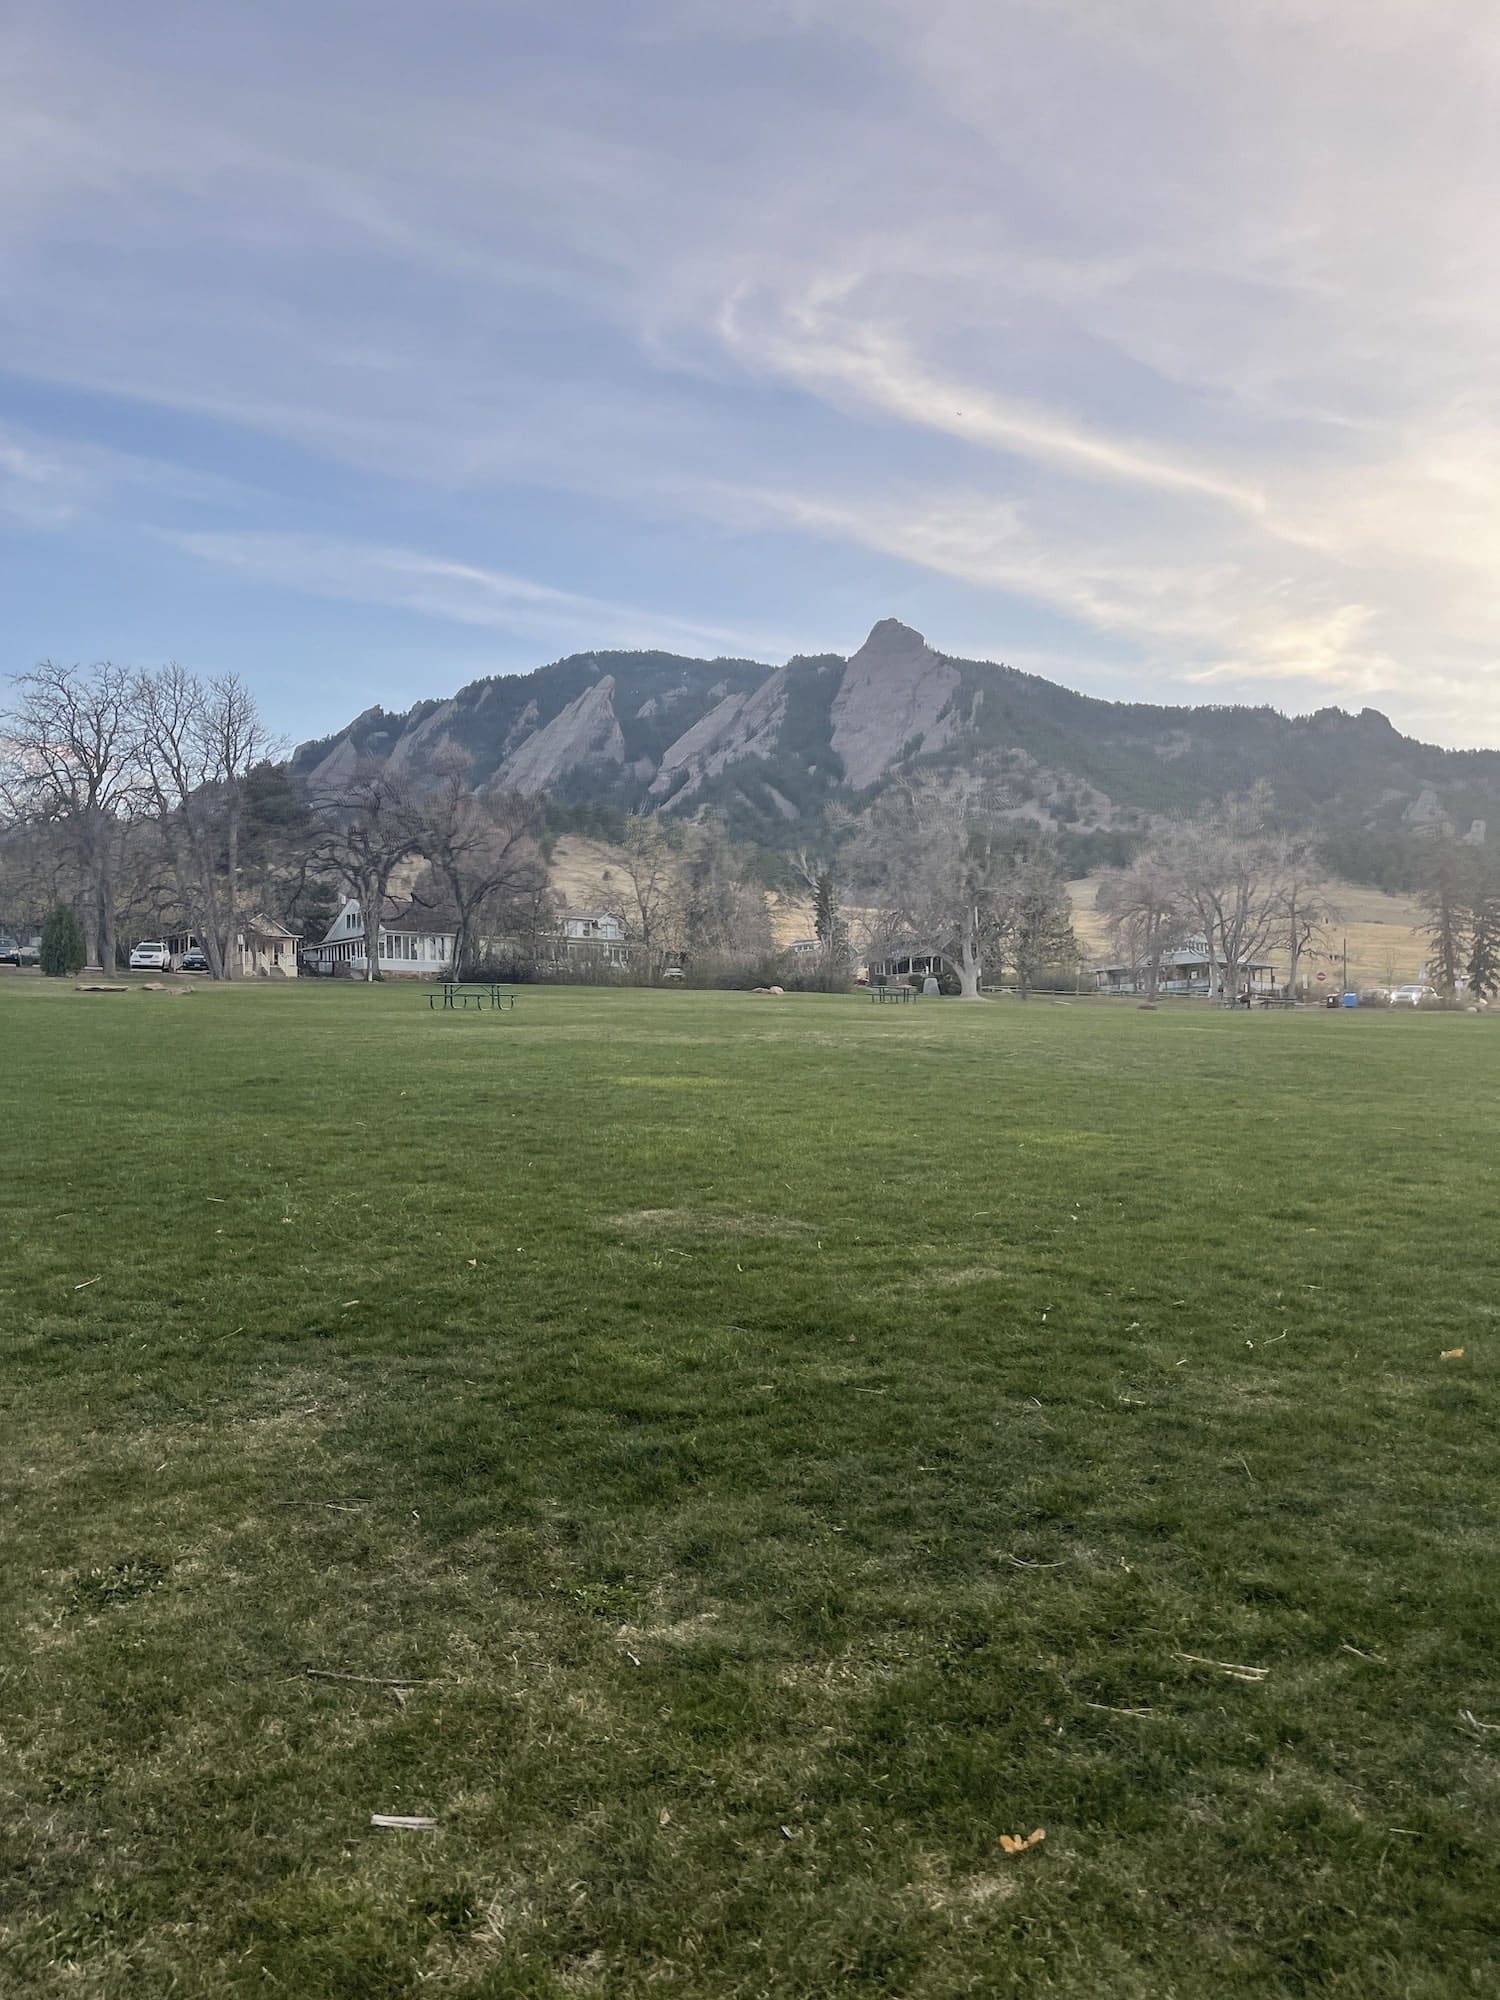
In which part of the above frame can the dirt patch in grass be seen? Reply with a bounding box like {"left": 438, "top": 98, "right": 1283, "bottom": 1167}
{"left": 610, "top": 1075, "right": 727, "bottom": 1090}
{"left": 916, "top": 1866, "right": 1020, "bottom": 1913}
{"left": 920, "top": 1264, "right": 1008, "bottom": 1290}
{"left": 606, "top": 1208, "right": 812, "bottom": 1239}
{"left": 616, "top": 1608, "right": 727, "bottom": 1651}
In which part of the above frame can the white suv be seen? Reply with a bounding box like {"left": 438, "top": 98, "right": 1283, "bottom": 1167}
{"left": 1388, "top": 984, "right": 1435, "bottom": 1007}
{"left": 129, "top": 941, "right": 173, "bottom": 971}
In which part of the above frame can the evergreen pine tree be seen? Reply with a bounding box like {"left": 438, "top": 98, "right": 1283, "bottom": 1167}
{"left": 1466, "top": 878, "right": 1500, "bottom": 1001}
{"left": 1420, "top": 838, "right": 1469, "bottom": 996}
{"left": 39, "top": 902, "right": 86, "bottom": 978}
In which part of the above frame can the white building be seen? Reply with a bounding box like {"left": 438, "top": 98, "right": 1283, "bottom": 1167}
{"left": 166, "top": 916, "right": 300, "bottom": 977}
{"left": 560, "top": 909, "right": 624, "bottom": 944}
{"left": 1093, "top": 936, "right": 1278, "bottom": 999}
{"left": 303, "top": 897, "right": 457, "bottom": 978}
{"left": 548, "top": 909, "right": 638, "bottom": 969}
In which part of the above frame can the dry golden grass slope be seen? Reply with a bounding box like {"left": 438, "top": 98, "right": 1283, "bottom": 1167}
{"left": 545, "top": 839, "right": 1427, "bottom": 986}
{"left": 1069, "top": 877, "right": 1430, "bottom": 989}
{"left": 548, "top": 836, "right": 815, "bottom": 948}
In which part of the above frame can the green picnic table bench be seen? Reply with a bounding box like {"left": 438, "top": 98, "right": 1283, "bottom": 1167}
{"left": 426, "top": 982, "right": 518, "bottom": 1012}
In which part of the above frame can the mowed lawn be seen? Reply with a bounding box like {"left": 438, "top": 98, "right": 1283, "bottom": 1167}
{"left": 3, "top": 981, "right": 1498, "bottom": 1999}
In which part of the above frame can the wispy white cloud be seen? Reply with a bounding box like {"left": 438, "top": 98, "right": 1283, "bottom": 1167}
{"left": 169, "top": 530, "right": 790, "bottom": 660}
{"left": 4, "top": 1, "right": 1500, "bottom": 744}
{"left": 717, "top": 281, "right": 1268, "bottom": 514}
{"left": 0, "top": 421, "right": 254, "bottom": 526}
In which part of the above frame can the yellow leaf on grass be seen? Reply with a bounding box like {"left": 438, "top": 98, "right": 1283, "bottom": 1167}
{"left": 1441, "top": 1347, "right": 1465, "bottom": 1360}
{"left": 998, "top": 1828, "right": 1046, "bottom": 1856}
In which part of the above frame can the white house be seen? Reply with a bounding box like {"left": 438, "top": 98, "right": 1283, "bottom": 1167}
{"left": 1093, "top": 936, "right": 1278, "bottom": 999}
{"left": 561, "top": 909, "right": 624, "bottom": 944}
{"left": 303, "top": 897, "right": 457, "bottom": 977}
{"left": 546, "top": 908, "right": 639, "bottom": 969}
{"left": 866, "top": 945, "right": 948, "bottom": 985}
{"left": 166, "top": 916, "right": 300, "bottom": 977}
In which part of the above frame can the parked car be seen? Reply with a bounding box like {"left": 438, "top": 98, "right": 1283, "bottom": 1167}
{"left": 1389, "top": 984, "right": 1436, "bottom": 1007}
{"left": 0, "top": 942, "right": 39, "bottom": 966}
{"left": 129, "top": 940, "right": 173, "bottom": 971}
{"left": 178, "top": 948, "right": 211, "bottom": 974}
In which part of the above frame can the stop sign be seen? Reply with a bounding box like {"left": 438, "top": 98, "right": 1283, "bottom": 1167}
{"left": 1316, "top": 971, "right": 1326, "bottom": 983}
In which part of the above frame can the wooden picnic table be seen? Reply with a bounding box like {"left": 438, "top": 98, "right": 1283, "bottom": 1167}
{"left": 868, "top": 984, "right": 918, "bottom": 1004}
{"left": 426, "top": 982, "right": 518, "bottom": 1011}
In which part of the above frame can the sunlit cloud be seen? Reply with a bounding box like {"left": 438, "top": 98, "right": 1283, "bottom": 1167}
{"left": 2, "top": 1, "right": 1499, "bottom": 744}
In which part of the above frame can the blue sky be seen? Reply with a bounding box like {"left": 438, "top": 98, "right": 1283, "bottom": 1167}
{"left": 4, "top": 0, "right": 1499, "bottom": 746}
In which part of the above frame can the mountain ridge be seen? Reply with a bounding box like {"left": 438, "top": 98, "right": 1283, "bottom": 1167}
{"left": 293, "top": 621, "right": 1499, "bottom": 881}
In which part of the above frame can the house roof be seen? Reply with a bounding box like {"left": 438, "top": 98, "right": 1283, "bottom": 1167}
{"left": 561, "top": 909, "right": 618, "bottom": 924}
{"left": 1097, "top": 955, "right": 1275, "bottom": 975}
{"left": 318, "top": 897, "right": 458, "bottom": 944}
{"left": 243, "top": 914, "right": 298, "bottom": 939}
{"left": 382, "top": 898, "right": 460, "bottom": 934}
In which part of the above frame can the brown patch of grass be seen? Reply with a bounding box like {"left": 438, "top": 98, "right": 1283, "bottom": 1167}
{"left": 605, "top": 1208, "right": 812, "bottom": 1239}
{"left": 914, "top": 1859, "right": 1020, "bottom": 1914}
{"left": 921, "top": 1264, "right": 1008, "bottom": 1290}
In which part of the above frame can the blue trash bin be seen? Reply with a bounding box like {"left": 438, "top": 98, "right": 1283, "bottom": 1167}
{"left": 1341, "top": 991, "right": 1358, "bottom": 1008}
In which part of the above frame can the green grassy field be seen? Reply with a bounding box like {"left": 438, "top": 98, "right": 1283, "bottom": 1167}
{"left": 3, "top": 979, "right": 1498, "bottom": 1998}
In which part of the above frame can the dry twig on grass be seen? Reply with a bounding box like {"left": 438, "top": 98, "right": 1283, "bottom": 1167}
{"left": 304, "top": 1667, "right": 435, "bottom": 1688}
{"left": 1174, "top": 1651, "right": 1269, "bottom": 1683}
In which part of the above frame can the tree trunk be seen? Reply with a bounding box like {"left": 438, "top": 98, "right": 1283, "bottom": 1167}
{"left": 97, "top": 827, "right": 116, "bottom": 973}
{"left": 361, "top": 870, "right": 386, "bottom": 980}
{"left": 81, "top": 896, "right": 103, "bottom": 972}
{"left": 223, "top": 794, "right": 240, "bottom": 980}
{"left": 954, "top": 929, "right": 982, "bottom": 999}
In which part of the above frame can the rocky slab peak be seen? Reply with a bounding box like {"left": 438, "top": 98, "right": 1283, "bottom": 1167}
{"left": 498, "top": 674, "right": 626, "bottom": 795}
{"left": 650, "top": 668, "right": 790, "bottom": 800}
{"left": 829, "top": 620, "right": 960, "bottom": 790}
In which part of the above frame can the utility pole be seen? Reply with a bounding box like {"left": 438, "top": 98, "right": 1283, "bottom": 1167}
{"left": 1342, "top": 935, "right": 1349, "bottom": 996}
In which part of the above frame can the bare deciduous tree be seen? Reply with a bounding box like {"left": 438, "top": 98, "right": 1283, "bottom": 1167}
{"left": 849, "top": 777, "right": 1010, "bottom": 999}
{"left": 0, "top": 662, "right": 139, "bottom": 970}
{"left": 132, "top": 665, "right": 276, "bottom": 976}
{"left": 1279, "top": 843, "right": 1335, "bottom": 998}
{"left": 996, "top": 842, "right": 1079, "bottom": 997}
{"left": 678, "top": 819, "right": 772, "bottom": 961}
{"left": 594, "top": 816, "right": 684, "bottom": 960}
{"left": 1164, "top": 785, "right": 1291, "bottom": 1004}
{"left": 412, "top": 752, "right": 547, "bottom": 972}
{"left": 316, "top": 771, "right": 423, "bottom": 981}
{"left": 1096, "top": 853, "right": 1188, "bottom": 1000}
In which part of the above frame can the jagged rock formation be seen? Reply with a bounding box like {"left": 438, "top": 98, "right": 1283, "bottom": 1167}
{"left": 293, "top": 619, "right": 1500, "bottom": 884}
{"left": 650, "top": 669, "right": 791, "bottom": 798}
{"left": 498, "top": 675, "right": 626, "bottom": 795}
{"left": 828, "top": 618, "right": 960, "bottom": 790}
